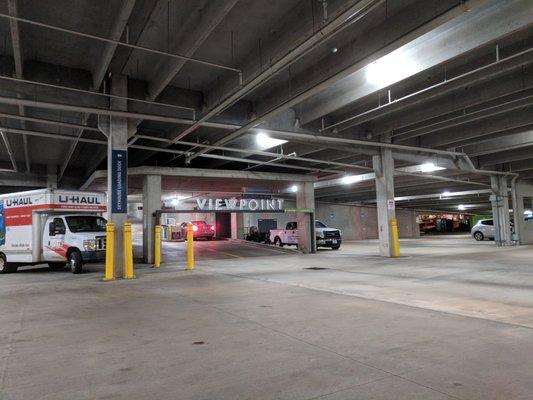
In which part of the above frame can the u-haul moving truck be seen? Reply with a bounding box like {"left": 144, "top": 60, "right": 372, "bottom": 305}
{"left": 0, "top": 189, "right": 107, "bottom": 274}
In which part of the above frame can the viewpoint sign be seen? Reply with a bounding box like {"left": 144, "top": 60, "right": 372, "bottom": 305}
{"left": 196, "top": 198, "right": 284, "bottom": 212}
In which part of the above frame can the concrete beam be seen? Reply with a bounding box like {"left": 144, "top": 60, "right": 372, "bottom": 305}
{"left": 299, "top": 0, "right": 533, "bottom": 124}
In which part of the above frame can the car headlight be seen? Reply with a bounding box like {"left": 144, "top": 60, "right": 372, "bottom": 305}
{"left": 316, "top": 231, "right": 324, "bottom": 239}
{"left": 83, "top": 239, "right": 97, "bottom": 251}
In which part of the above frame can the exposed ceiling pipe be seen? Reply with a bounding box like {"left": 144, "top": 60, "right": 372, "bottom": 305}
{"left": 0, "top": 111, "right": 101, "bottom": 132}
{"left": 0, "top": 127, "right": 345, "bottom": 175}
{"left": 320, "top": 46, "right": 533, "bottom": 132}
{"left": 0, "top": 94, "right": 477, "bottom": 158}
{"left": 0, "top": 74, "right": 196, "bottom": 117}
{"left": 186, "top": 0, "right": 502, "bottom": 162}
{"left": 133, "top": 134, "right": 372, "bottom": 171}
{"left": 0, "top": 13, "right": 241, "bottom": 76}
{"left": 169, "top": 0, "right": 384, "bottom": 143}
{"left": 393, "top": 93, "right": 533, "bottom": 141}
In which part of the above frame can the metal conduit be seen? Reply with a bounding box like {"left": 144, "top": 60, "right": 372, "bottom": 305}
{"left": 0, "top": 74, "right": 196, "bottom": 117}
{"left": 0, "top": 13, "right": 241, "bottom": 75}
{"left": 320, "top": 46, "right": 533, "bottom": 132}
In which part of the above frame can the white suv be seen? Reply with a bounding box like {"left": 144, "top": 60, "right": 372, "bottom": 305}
{"left": 471, "top": 219, "right": 494, "bottom": 241}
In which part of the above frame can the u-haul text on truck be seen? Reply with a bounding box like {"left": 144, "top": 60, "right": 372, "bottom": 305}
{"left": 0, "top": 189, "right": 107, "bottom": 274}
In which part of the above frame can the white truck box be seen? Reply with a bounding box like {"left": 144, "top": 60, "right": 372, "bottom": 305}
{"left": 0, "top": 189, "right": 106, "bottom": 273}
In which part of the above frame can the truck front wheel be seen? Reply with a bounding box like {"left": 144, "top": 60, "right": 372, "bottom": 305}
{"left": 0, "top": 254, "right": 17, "bottom": 273}
{"left": 67, "top": 250, "right": 83, "bottom": 274}
{"left": 274, "top": 237, "right": 284, "bottom": 247}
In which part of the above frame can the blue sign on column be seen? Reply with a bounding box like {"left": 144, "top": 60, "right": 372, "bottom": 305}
{"left": 111, "top": 150, "right": 127, "bottom": 213}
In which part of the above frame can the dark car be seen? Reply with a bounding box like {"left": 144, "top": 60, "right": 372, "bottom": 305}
{"left": 179, "top": 220, "right": 215, "bottom": 240}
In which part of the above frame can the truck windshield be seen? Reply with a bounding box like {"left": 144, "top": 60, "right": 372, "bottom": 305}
{"left": 65, "top": 216, "right": 107, "bottom": 233}
{"left": 315, "top": 221, "right": 327, "bottom": 228}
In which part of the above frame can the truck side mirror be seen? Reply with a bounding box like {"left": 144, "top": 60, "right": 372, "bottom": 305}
{"left": 49, "top": 222, "right": 55, "bottom": 236}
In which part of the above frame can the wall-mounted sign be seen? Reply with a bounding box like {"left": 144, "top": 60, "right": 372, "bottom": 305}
{"left": 387, "top": 199, "right": 395, "bottom": 210}
{"left": 196, "top": 198, "right": 284, "bottom": 212}
{"left": 111, "top": 150, "right": 127, "bottom": 213}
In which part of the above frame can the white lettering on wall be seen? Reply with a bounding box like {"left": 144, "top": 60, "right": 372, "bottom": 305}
{"left": 195, "top": 197, "right": 284, "bottom": 211}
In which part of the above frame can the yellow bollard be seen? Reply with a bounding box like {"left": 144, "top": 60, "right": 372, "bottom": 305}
{"left": 123, "top": 222, "right": 136, "bottom": 279}
{"left": 186, "top": 222, "right": 195, "bottom": 270}
{"left": 390, "top": 218, "right": 401, "bottom": 258}
{"left": 103, "top": 222, "right": 115, "bottom": 281}
{"left": 154, "top": 225, "right": 161, "bottom": 268}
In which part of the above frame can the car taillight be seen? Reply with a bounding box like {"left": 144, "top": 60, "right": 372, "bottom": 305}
{"left": 210, "top": 225, "right": 215, "bottom": 231}
{"left": 192, "top": 225, "right": 198, "bottom": 232}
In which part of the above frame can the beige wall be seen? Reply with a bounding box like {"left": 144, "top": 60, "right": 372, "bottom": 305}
{"left": 242, "top": 201, "right": 420, "bottom": 240}
{"left": 315, "top": 203, "right": 420, "bottom": 240}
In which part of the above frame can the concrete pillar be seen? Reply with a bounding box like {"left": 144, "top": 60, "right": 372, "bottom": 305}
{"left": 143, "top": 175, "right": 161, "bottom": 263}
{"left": 106, "top": 74, "right": 128, "bottom": 276}
{"left": 46, "top": 164, "right": 57, "bottom": 188}
{"left": 296, "top": 181, "right": 316, "bottom": 253}
{"left": 373, "top": 148, "right": 396, "bottom": 257}
{"left": 516, "top": 181, "right": 533, "bottom": 244}
{"left": 230, "top": 212, "right": 244, "bottom": 239}
{"left": 490, "top": 175, "right": 512, "bottom": 246}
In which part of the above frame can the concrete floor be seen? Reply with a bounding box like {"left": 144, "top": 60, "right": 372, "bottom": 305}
{"left": 1, "top": 236, "right": 532, "bottom": 399}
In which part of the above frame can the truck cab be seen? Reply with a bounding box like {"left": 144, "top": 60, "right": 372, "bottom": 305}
{"left": 269, "top": 220, "right": 342, "bottom": 250}
{"left": 43, "top": 214, "right": 107, "bottom": 273}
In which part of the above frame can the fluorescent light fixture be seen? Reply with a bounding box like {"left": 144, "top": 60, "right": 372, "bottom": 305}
{"left": 366, "top": 51, "right": 419, "bottom": 87}
{"left": 290, "top": 185, "right": 298, "bottom": 193}
{"left": 442, "top": 191, "right": 451, "bottom": 197}
{"left": 171, "top": 198, "right": 180, "bottom": 206}
{"left": 256, "top": 131, "right": 287, "bottom": 149}
{"left": 420, "top": 162, "right": 445, "bottom": 173}
{"left": 458, "top": 204, "right": 466, "bottom": 211}
{"left": 341, "top": 175, "right": 362, "bottom": 184}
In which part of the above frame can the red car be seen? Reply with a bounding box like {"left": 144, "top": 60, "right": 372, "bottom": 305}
{"left": 179, "top": 221, "right": 215, "bottom": 240}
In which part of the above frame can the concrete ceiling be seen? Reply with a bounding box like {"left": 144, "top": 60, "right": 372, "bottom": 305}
{"left": 0, "top": 0, "right": 532, "bottom": 214}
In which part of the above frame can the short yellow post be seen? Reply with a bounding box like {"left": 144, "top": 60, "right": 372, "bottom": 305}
{"left": 103, "top": 222, "right": 115, "bottom": 281}
{"left": 390, "top": 218, "right": 401, "bottom": 258}
{"left": 123, "top": 222, "right": 136, "bottom": 279}
{"left": 186, "top": 222, "right": 195, "bottom": 270}
{"left": 154, "top": 225, "right": 161, "bottom": 268}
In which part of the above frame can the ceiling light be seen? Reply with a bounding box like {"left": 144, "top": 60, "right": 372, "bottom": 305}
{"left": 420, "top": 162, "right": 445, "bottom": 173}
{"left": 256, "top": 131, "right": 287, "bottom": 149}
{"left": 442, "top": 191, "right": 451, "bottom": 197}
{"left": 458, "top": 204, "right": 466, "bottom": 211}
{"left": 332, "top": 47, "right": 338, "bottom": 53}
{"left": 366, "top": 52, "right": 419, "bottom": 87}
{"left": 341, "top": 175, "right": 362, "bottom": 184}
{"left": 171, "top": 198, "right": 179, "bottom": 206}
{"left": 290, "top": 185, "right": 298, "bottom": 193}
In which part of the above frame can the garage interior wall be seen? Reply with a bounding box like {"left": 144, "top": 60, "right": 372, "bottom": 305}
{"left": 242, "top": 202, "right": 420, "bottom": 240}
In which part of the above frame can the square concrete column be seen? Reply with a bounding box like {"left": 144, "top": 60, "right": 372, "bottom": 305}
{"left": 490, "top": 175, "right": 512, "bottom": 246}
{"left": 143, "top": 175, "right": 162, "bottom": 263}
{"left": 373, "top": 148, "right": 396, "bottom": 257}
{"left": 296, "top": 181, "right": 316, "bottom": 253}
{"left": 231, "top": 212, "right": 244, "bottom": 239}
{"left": 106, "top": 74, "right": 128, "bottom": 277}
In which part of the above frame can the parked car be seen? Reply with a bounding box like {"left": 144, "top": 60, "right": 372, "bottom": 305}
{"left": 269, "top": 220, "right": 342, "bottom": 250}
{"left": 179, "top": 220, "right": 215, "bottom": 240}
{"left": 471, "top": 218, "right": 518, "bottom": 241}
{"left": 471, "top": 219, "right": 494, "bottom": 241}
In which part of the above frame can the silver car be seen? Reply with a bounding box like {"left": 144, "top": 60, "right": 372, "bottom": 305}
{"left": 471, "top": 219, "right": 494, "bottom": 241}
